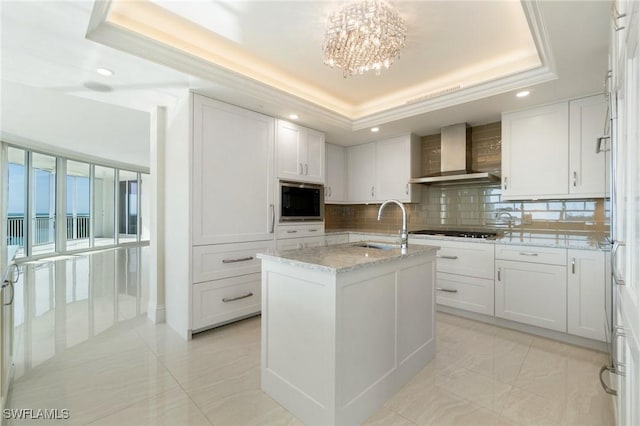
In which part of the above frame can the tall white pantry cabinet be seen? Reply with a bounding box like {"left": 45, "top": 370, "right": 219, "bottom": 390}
{"left": 165, "top": 93, "right": 276, "bottom": 338}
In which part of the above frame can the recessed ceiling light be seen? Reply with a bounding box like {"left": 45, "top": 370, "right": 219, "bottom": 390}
{"left": 516, "top": 90, "right": 530, "bottom": 98}
{"left": 371, "top": 127, "right": 380, "bottom": 132}
{"left": 289, "top": 114, "right": 299, "bottom": 120}
{"left": 96, "top": 67, "right": 114, "bottom": 77}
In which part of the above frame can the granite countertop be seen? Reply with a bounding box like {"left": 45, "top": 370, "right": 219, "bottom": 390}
{"left": 257, "top": 241, "right": 440, "bottom": 274}
{"left": 324, "top": 229, "right": 609, "bottom": 251}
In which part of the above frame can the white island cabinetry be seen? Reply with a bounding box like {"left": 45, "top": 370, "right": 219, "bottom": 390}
{"left": 259, "top": 243, "right": 438, "bottom": 425}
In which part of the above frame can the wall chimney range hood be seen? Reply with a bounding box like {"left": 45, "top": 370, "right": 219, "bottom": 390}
{"left": 409, "top": 123, "right": 499, "bottom": 185}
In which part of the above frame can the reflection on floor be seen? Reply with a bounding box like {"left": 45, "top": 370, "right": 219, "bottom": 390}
{"left": 8, "top": 248, "right": 615, "bottom": 425}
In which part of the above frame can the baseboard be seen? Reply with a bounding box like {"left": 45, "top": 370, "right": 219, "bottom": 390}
{"left": 147, "top": 302, "right": 166, "bottom": 324}
{"left": 437, "top": 305, "right": 608, "bottom": 353}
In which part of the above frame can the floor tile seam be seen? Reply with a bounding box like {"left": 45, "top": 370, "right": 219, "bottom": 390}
{"left": 497, "top": 383, "right": 570, "bottom": 422}
{"left": 79, "top": 383, "right": 186, "bottom": 426}
{"left": 149, "top": 348, "right": 215, "bottom": 426}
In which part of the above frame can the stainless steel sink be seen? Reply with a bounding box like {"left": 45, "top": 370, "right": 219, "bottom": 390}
{"left": 353, "top": 242, "right": 398, "bottom": 250}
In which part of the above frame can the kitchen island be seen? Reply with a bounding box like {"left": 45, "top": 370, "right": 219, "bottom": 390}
{"left": 257, "top": 242, "right": 439, "bottom": 425}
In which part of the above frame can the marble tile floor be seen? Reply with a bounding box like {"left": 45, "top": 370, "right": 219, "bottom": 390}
{"left": 8, "top": 310, "right": 615, "bottom": 426}
{"left": 7, "top": 248, "right": 614, "bottom": 425}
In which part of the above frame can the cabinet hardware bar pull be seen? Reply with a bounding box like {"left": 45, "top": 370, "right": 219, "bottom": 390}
{"left": 2, "top": 279, "right": 14, "bottom": 306}
{"left": 222, "top": 292, "right": 254, "bottom": 302}
{"left": 308, "top": 229, "right": 318, "bottom": 232}
{"left": 503, "top": 176, "right": 508, "bottom": 190}
{"left": 599, "top": 365, "right": 617, "bottom": 395}
{"left": 371, "top": 186, "right": 375, "bottom": 197}
{"left": 299, "top": 163, "right": 303, "bottom": 175}
{"left": 222, "top": 256, "right": 254, "bottom": 264}
{"left": 270, "top": 204, "right": 275, "bottom": 233}
{"left": 573, "top": 171, "right": 577, "bottom": 187}
{"left": 436, "top": 255, "right": 458, "bottom": 260}
{"left": 572, "top": 258, "right": 576, "bottom": 274}
{"left": 611, "top": 240, "right": 626, "bottom": 285}
{"left": 596, "top": 136, "right": 610, "bottom": 153}
{"left": 405, "top": 184, "right": 409, "bottom": 195}
{"left": 436, "top": 288, "right": 458, "bottom": 293}
{"left": 286, "top": 230, "right": 298, "bottom": 234}
{"left": 304, "top": 163, "right": 308, "bottom": 175}
{"left": 497, "top": 268, "right": 501, "bottom": 281}
{"left": 519, "top": 252, "right": 539, "bottom": 256}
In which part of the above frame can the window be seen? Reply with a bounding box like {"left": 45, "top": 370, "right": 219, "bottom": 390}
{"left": 118, "top": 171, "right": 138, "bottom": 243}
{"left": 66, "top": 161, "right": 91, "bottom": 250}
{"left": 31, "top": 153, "right": 57, "bottom": 256}
{"left": 94, "top": 166, "right": 116, "bottom": 247}
{"left": 7, "top": 147, "right": 27, "bottom": 257}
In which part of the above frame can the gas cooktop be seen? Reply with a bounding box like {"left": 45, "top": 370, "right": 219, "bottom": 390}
{"left": 409, "top": 229, "right": 498, "bottom": 239}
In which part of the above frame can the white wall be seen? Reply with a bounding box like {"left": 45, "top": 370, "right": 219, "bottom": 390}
{"left": 0, "top": 80, "right": 150, "bottom": 168}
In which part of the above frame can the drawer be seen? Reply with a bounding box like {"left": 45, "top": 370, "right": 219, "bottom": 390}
{"left": 276, "top": 236, "right": 325, "bottom": 251}
{"left": 277, "top": 224, "right": 324, "bottom": 239}
{"left": 495, "top": 244, "right": 566, "bottom": 265}
{"left": 192, "top": 241, "right": 274, "bottom": 283}
{"left": 430, "top": 240, "right": 494, "bottom": 279}
{"left": 192, "top": 274, "right": 261, "bottom": 331}
{"left": 435, "top": 273, "right": 494, "bottom": 316}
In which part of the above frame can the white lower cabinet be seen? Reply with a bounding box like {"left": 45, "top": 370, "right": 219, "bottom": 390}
{"left": 495, "top": 259, "right": 567, "bottom": 332}
{"left": 192, "top": 273, "right": 261, "bottom": 331}
{"left": 435, "top": 273, "right": 494, "bottom": 316}
{"left": 567, "top": 249, "right": 606, "bottom": 341}
{"left": 192, "top": 241, "right": 273, "bottom": 283}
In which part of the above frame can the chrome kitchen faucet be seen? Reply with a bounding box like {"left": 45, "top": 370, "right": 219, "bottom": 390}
{"left": 377, "top": 200, "right": 408, "bottom": 253}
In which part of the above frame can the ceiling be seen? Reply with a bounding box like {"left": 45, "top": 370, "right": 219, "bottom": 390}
{"left": 1, "top": 0, "right": 611, "bottom": 152}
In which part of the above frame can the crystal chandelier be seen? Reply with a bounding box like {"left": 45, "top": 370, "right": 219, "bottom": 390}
{"left": 323, "top": 0, "right": 406, "bottom": 78}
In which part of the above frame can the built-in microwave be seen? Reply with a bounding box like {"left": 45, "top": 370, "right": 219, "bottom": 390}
{"left": 279, "top": 181, "right": 324, "bottom": 222}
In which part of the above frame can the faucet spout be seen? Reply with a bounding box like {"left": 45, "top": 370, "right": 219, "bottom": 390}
{"left": 377, "top": 199, "right": 408, "bottom": 251}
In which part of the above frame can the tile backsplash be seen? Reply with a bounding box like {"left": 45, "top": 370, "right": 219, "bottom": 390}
{"left": 325, "top": 122, "right": 609, "bottom": 234}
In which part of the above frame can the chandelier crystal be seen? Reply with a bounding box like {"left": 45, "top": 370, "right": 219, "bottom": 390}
{"left": 323, "top": 0, "right": 406, "bottom": 78}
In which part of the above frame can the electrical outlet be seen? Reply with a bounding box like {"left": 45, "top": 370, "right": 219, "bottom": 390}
{"left": 522, "top": 213, "right": 533, "bottom": 225}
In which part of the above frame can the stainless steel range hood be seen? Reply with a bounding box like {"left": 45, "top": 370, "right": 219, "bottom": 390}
{"left": 409, "top": 123, "right": 500, "bottom": 185}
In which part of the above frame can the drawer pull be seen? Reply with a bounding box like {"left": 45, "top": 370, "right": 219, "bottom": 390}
{"left": 308, "top": 229, "right": 318, "bottom": 232}
{"left": 287, "top": 230, "right": 298, "bottom": 234}
{"left": 437, "top": 255, "right": 458, "bottom": 260}
{"left": 222, "top": 292, "right": 254, "bottom": 302}
{"left": 222, "top": 256, "right": 254, "bottom": 264}
{"left": 436, "top": 288, "right": 458, "bottom": 293}
{"left": 519, "top": 252, "right": 539, "bottom": 257}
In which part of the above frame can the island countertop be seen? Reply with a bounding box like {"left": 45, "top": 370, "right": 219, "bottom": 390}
{"left": 257, "top": 241, "right": 439, "bottom": 274}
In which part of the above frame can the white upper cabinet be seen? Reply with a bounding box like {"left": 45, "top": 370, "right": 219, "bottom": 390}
{"left": 501, "top": 96, "right": 608, "bottom": 200}
{"left": 375, "top": 135, "right": 421, "bottom": 202}
{"left": 192, "top": 94, "right": 275, "bottom": 245}
{"left": 325, "top": 143, "right": 348, "bottom": 203}
{"left": 347, "top": 134, "right": 421, "bottom": 204}
{"left": 276, "top": 120, "right": 325, "bottom": 184}
{"left": 568, "top": 95, "right": 608, "bottom": 197}
{"left": 501, "top": 102, "right": 569, "bottom": 200}
{"left": 347, "top": 142, "right": 376, "bottom": 202}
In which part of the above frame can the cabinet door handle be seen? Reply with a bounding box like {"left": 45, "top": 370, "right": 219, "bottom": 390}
{"left": 308, "top": 229, "right": 318, "bottom": 232}
{"left": 573, "top": 171, "right": 577, "bottom": 187}
{"left": 497, "top": 267, "right": 501, "bottom": 281}
{"left": 599, "top": 365, "right": 618, "bottom": 395}
{"left": 436, "top": 288, "right": 458, "bottom": 293}
{"left": 596, "top": 136, "right": 610, "bottom": 153}
{"left": 270, "top": 204, "right": 275, "bottom": 233}
{"left": 371, "top": 186, "right": 375, "bottom": 197}
{"left": 222, "top": 292, "right": 253, "bottom": 303}
{"left": 304, "top": 163, "right": 308, "bottom": 175}
{"left": 222, "top": 256, "right": 254, "bottom": 264}
{"left": 503, "top": 176, "right": 508, "bottom": 190}
{"left": 405, "top": 184, "right": 409, "bottom": 195}
{"left": 286, "top": 230, "right": 298, "bottom": 234}
{"left": 299, "top": 163, "right": 303, "bottom": 175}
{"left": 571, "top": 258, "right": 576, "bottom": 274}
{"left": 519, "top": 252, "right": 539, "bottom": 257}
{"left": 436, "top": 255, "right": 458, "bottom": 260}
{"left": 328, "top": 187, "right": 332, "bottom": 197}
{"left": 612, "top": 240, "right": 626, "bottom": 285}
